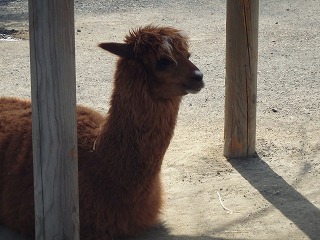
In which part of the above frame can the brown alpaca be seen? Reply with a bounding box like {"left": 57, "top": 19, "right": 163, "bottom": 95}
{"left": 0, "top": 25, "right": 204, "bottom": 239}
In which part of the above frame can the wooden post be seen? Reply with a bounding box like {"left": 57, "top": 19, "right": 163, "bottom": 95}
{"left": 224, "top": 0, "right": 259, "bottom": 158}
{"left": 29, "top": 0, "right": 80, "bottom": 238}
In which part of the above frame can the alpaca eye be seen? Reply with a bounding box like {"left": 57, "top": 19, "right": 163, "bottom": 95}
{"left": 156, "top": 58, "right": 173, "bottom": 70}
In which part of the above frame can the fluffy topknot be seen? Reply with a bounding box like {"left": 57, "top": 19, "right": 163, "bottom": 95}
{"left": 124, "top": 25, "right": 189, "bottom": 64}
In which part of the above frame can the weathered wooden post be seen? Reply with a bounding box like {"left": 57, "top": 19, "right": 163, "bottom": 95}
{"left": 29, "top": 0, "right": 80, "bottom": 238}
{"left": 224, "top": 0, "right": 259, "bottom": 159}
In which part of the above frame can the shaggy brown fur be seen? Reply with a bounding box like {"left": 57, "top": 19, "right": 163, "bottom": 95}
{"left": 0, "top": 25, "right": 204, "bottom": 239}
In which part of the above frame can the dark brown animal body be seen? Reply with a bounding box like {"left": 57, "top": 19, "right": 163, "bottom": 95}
{"left": 0, "top": 25, "right": 204, "bottom": 239}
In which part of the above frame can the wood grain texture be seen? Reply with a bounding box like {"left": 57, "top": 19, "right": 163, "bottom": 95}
{"left": 29, "top": 0, "right": 80, "bottom": 238}
{"left": 224, "top": 0, "right": 259, "bottom": 158}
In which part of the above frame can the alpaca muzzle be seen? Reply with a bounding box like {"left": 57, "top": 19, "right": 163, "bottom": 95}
{"left": 186, "top": 70, "right": 204, "bottom": 94}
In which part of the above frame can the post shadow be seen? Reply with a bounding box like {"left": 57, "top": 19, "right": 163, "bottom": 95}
{"left": 228, "top": 154, "right": 320, "bottom": 239}
{"left": 0, "top": 223, "right": 239, "bottom": 240}
{"left": 121, "top": 223, "right": 243, "bottom": 240}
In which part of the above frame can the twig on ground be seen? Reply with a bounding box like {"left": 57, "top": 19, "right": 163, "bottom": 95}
{"left": 224, "top": 230, "right": 249, "bottom": 233}
{"left": 217, "top": 192, "right": 240, "bottom": 214}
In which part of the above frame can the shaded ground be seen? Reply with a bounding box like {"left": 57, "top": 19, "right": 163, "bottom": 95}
{"left": 1, "top": 0, "right": 319, "bottom": 239}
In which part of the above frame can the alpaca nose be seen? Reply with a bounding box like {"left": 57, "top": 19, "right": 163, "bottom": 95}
{"left": 192, "top": 70, "right": 203, "bottom": 82}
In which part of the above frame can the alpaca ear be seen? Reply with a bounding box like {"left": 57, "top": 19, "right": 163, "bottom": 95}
{"left": 98, "top": 42, "right": 135, "bottom": 59}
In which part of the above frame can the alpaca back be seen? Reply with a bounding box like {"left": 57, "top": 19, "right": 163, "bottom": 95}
{"left": 0, "top": 97, "right": 104, "bottom": 237}
{"left": 0, "top": 98, "right": 34, "bottom": 235}
{"left": 0, "top": 97, "right": 33, "bottom": 192}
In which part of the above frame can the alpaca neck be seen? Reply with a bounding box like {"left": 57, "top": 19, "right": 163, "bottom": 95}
{"left": 95, "top": 60, "right": 181, "bottom": 186}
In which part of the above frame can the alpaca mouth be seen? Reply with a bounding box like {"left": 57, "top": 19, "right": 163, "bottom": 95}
{"left": 186, "top": 88, "right": 201, "bottom": 94}
{"left": 185, "top": 81, "right": 204, "bottom": 94}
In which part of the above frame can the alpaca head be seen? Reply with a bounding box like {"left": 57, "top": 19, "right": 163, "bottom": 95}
{"left": 99, "top": 25, "right": 204, "bottom": 98}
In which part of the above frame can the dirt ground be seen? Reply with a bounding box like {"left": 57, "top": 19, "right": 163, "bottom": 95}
{"left": 1, "top": 0, "right": 320, "bottom": 239}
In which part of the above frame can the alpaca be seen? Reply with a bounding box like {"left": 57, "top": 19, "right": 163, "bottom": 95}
{"left": 0, "top": 25, "right": 204, "bottom": 239}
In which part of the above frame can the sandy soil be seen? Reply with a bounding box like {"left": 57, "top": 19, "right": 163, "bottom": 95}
{"left": 1, "top": 0, "right": 320, "bottom": 239}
